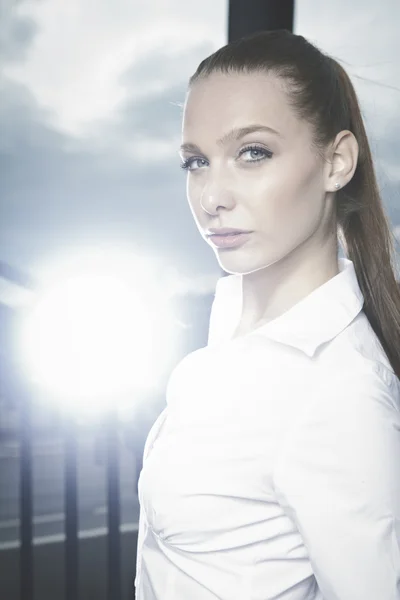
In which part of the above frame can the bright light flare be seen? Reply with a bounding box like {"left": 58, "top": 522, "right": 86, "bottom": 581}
{"left": 17, "top": 265, "right": 175, "bottom": 415}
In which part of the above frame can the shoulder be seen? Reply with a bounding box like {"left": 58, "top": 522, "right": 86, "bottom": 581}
{"left": 312, "top": 354, "right": 399, "bottom": 425}
{"left": 318, "top": 309, "right": 398, "bottom": 393}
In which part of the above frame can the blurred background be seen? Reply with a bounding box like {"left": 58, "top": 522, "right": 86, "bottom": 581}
{"left": 0, "top": 1, "right": 399, "bottom": 599}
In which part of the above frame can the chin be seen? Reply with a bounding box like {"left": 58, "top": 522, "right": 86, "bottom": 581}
{"left": 216, "top": 258, "right": 271, "bottom": 276}
{"left": 215, "top": 250, "right": 284, "bottom": 276}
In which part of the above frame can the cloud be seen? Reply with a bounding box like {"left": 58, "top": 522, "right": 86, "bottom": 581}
{"left": 0, "top": 0, "right": 38, "bottom": 65}
{"left": 3, "top": 0, "right": 226, "bottom": 135}
{"left": 0, "top": 0, "right": 399, "bottom": 286}
{"left": 0, "top": 0, "right": 228, "bottom": 282}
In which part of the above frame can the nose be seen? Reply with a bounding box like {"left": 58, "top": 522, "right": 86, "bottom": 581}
{"left": 200, "top": 181, "right": 236, "bottom": 215}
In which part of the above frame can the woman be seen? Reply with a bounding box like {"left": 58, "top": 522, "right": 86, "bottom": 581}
{"left": 134, "top": 30, "right": 400, "bottom": 599}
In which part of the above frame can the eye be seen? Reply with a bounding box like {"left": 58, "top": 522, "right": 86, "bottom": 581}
{"left": 179, "top": 144, "right": 273, "bottom": 172}
{"left": 239, "top": 145, "right": 273, "bottom": 163}
{"left": 179, "top": 157, "right": 207, "bottom": 172}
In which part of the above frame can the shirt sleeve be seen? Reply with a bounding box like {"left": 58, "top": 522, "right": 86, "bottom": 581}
{"left": 134, "top": 407, "right": 169, "bottom": 592}
{"left": 272, "top": 366, "right": 400, "bottom": 600}
{"left": 134, "top": 506, "right": 146, "bottom": 591}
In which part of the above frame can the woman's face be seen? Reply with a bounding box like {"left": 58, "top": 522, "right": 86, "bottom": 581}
{"left": 180, "top": 72, "right": 336, "bottom": 275}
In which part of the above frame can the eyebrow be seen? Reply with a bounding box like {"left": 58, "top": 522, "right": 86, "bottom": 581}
{"left": 179, "top": 124, "right": 281, "bottom": 153}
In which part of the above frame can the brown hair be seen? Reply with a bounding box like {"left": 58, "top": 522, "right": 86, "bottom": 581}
{"left": 187, "top": 29, "right": 400, "bottom": 378}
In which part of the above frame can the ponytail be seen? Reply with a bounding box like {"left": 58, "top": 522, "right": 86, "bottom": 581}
{"left": 333, "top": 60, "right": 400, "bottom": 377}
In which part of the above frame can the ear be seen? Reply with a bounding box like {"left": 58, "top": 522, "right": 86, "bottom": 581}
{"left": 324, "top": 130, "right": 359, "bottom": 192}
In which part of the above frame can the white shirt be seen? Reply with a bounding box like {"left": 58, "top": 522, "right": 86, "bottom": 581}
{"left": 135, "top": 258, "right": 400, "bottom": 600}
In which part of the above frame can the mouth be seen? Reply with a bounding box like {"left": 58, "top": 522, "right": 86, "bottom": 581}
{"left": 206, "top": 228, "right": 252, "bottom": 236}
{"left": 207, "top": 231, "right": 252, "bottom": 249}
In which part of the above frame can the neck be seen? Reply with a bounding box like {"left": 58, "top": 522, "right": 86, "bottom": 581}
{"left": 238, "top": 242, "right": 339, "bottom": 329}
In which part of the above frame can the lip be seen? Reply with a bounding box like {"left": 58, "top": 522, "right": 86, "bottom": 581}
{"left": 207, "top": 231, "right": 252, "bottom": 249}
{"left": 206, "top": 227, "right": 252, "bottom": 236}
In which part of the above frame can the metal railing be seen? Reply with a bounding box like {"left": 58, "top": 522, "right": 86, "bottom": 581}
{"left": 0, "top": 276, "right": 213, "bottom": 600}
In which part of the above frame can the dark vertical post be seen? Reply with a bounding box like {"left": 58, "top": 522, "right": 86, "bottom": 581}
{"left": 65, "top": 416, "right": 79, "bottom": 600}
{"left": 228, "top": 0, "right": 294, "bottom": 42}
{"left": 20, "top": 394, "right": 34, "bottom": 600}
{"left": 106, "top": 408, "right": 121, "bottom": 600}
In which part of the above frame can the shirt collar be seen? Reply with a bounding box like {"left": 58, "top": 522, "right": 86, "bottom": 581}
{"left": 214, "top": 258, "right": 364, "bottom": 357}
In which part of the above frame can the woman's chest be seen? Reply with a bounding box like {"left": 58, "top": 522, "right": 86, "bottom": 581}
{"left": 138, "top": 341, "right": 313, "bottom": 550}
{"left": 139, "top": 412, "right": 281, "bottom": 551}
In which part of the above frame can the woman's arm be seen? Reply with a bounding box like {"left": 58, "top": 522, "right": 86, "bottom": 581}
{"left": 272, "top": 366, "right": 400, "bottom": 600}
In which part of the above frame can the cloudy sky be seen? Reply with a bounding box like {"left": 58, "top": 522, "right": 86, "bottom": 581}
{"left": 1, "top": 0, "right": 399, "bottom": 291}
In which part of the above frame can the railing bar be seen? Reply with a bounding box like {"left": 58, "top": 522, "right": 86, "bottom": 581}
{"left": 106, "top": 408, "right": 121, "bottom": 600}
{"left": 65, "top": 416, "right": 79, "bottom": 600}
{"left": 20, "top": 394, "right": 34, "bottom": 600}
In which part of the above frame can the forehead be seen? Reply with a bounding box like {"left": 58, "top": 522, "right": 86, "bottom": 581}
{"left": 182, "top": 72, "right": 307, "bottom": 139}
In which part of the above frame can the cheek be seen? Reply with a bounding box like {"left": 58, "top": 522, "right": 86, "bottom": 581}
{"left": 259, "top": 159, "right": 323, "bottom": 232}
